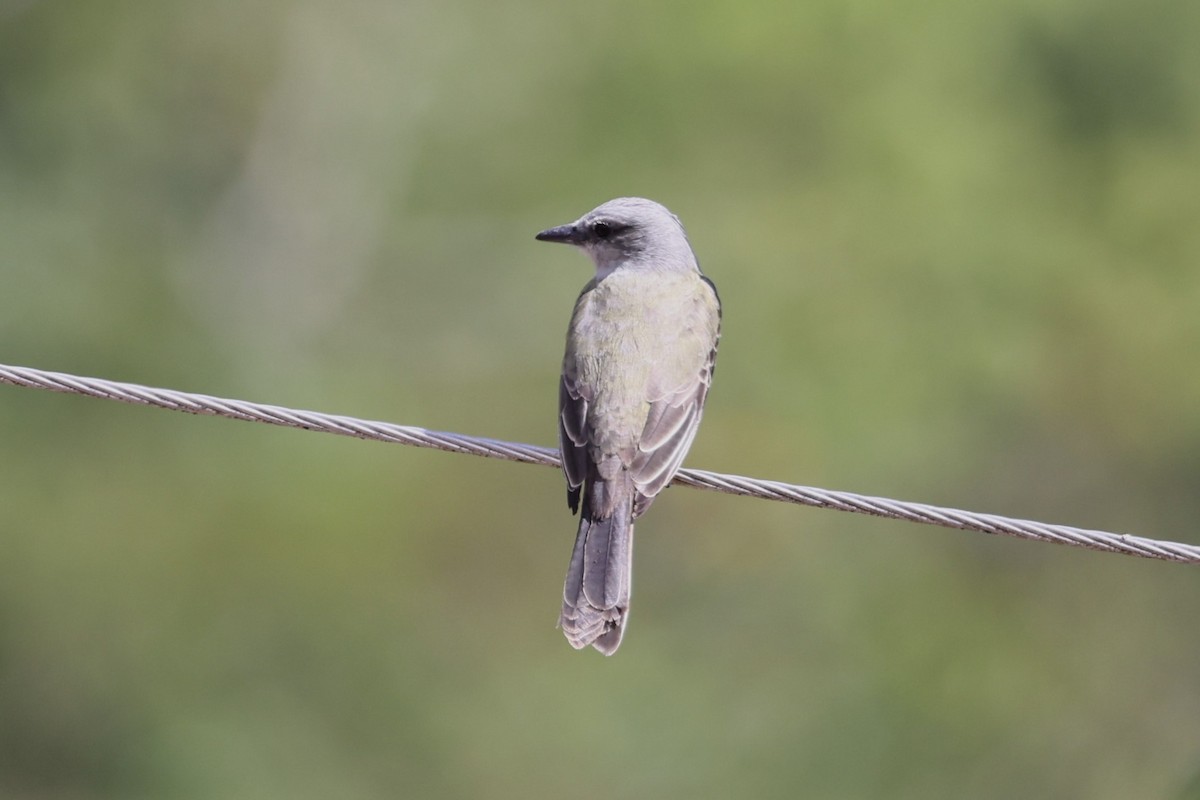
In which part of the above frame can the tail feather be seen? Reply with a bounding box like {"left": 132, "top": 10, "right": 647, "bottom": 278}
{"left": 560, "top": 483, "right": 634, "bottom": 655}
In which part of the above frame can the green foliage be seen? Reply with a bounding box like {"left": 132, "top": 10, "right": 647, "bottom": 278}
{"left": 2, "top": 0, "right": 1199, "bottom": 797}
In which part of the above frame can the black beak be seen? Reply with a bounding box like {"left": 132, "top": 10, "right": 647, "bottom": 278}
{"left": 535, "top": 223, "right": 581, "bottom": 244}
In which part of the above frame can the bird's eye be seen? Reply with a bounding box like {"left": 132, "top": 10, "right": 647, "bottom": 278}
{"left": 592, "top": 221, "right": 612, "bottom": 239}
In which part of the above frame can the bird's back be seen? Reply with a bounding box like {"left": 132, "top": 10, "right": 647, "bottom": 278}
{"left": 564, "top": 269, "right": 719, "bottom": 462}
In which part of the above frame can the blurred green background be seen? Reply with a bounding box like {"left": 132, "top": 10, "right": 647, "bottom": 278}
{"left": 2, "top": 1, "right": 1199, "bottom": 797}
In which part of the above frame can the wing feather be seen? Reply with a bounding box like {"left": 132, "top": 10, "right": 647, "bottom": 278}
{"left": 558, "top": 374, "right": 590, "bottom": 514}
{"left": 629, "top": 331, "right": 719, "bottom": 511}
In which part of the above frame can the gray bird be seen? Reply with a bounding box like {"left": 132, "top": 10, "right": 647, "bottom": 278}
{"left": 536, "top": 198, "right": 721, "bottom": 655}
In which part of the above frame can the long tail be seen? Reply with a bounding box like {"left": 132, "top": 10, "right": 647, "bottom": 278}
{"left": 560, "top": 480, "right": 634, "bottom": 655}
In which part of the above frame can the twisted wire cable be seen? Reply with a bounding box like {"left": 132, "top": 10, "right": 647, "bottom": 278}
{"left": 2, "top": 362, "right": 1197, "bottom": 564}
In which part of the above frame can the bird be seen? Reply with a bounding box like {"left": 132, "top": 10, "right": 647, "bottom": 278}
{"left": 535, "top": 197, "right": 721, "bottom": 655}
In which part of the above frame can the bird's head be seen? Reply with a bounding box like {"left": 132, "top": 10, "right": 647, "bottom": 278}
{"left": 536, "top": 197, "right": 698, "bottom": 276}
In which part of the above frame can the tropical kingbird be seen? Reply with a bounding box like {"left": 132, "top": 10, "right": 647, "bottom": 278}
{"left": 536, "top": 197, "right": 721, "bottom": 654}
